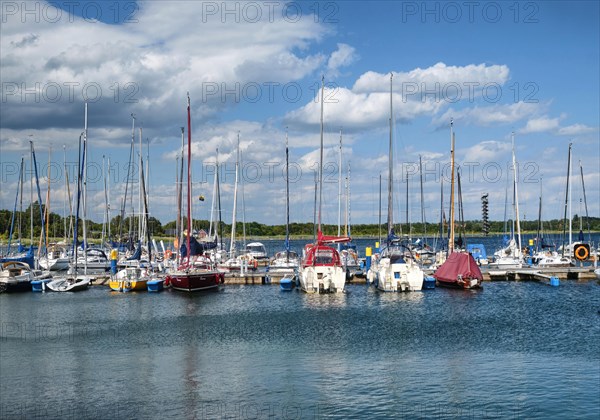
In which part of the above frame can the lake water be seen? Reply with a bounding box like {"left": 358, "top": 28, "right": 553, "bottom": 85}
{"left": 1, "top": 269, "right": 599, "bottom": 419}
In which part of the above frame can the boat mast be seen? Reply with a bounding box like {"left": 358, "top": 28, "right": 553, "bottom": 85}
{"left": 536, "top": 177, "right": 543, "bottom": 253}
{"left": 405, "top": 170, "right": 409, "bottom": 237}
{"left": 230, "top": 131, "right": 240, "bottom": 258}
{"left": 39, "top": 145, "right": 51, "bottom": 260}
{"left": 345, "top": 162, "right": 351, "bottom": 237}
{"left": 138, "top": 126, "right": 143, "bottom": 242}
{"left": 6, "top": 158, "right": 24, "bottom": 255}
{"left": 186, "top": 94, "right": 192, "bottom": 264}
{"left": 511, "top": 132, "right": 522, "bottom": 260}
{"left": 439, "top": 177, "right": 444, "bottom": 251}
{"left": 387, "top": 73, "right": 394, "bottom": 239}
{"left": 30, "top": 148, "right": 33, "bottom": 248}
{"left": 419, "top": 155, "right": 426, "bottom": 244}
{"left": 30, "top": 143, "right": 47, "bottom": 269}
{"left": 449, "top": 119, "right": 455, "bottom": 254}
{"left": 83, "top": 102, "right": 88, "bottom": 275}
{"left": 378, "top": 173, "right": 382, "bottom": 246}
{"left": 107, "top": 156, "right": 111, "bottom": 242}
{"left": 118, "top": 114, "right": 135, "bottom": 248}
{"left": 312, "top": 171, "right": 317, "bottom": 242}
{"left": 177, "top": 127, "right": 184, "bottom": 263}
{"left": 318, "top": 75, "right": 324, "bottom": 234}
{"left": 217, "top": 148, "right": 223, "bottom": 245}
{"left": 63, "top": 145, "right": 67, "bottom": 242}
{"left": 337, "top": 128, "right": 342, "bottom": 240}
{"left": 102, "top": 155, "right": 107, "bottom": 245}
{"left": 208, "top": 151, "right": 217, "bottom": 238}
{"left": 285, "top": 129, "right": 290, "bottom": 261}
{"left": 562, "top": 143, "right": 572, "bottom": 256}
{"left": 579, "top": 160, "right": 591, "bottom": 242}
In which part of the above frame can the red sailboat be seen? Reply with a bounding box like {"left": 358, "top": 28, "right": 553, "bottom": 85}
{"left": 166, "top": 94, "right": 223, "bottom": 292}
{"left": 433, "top": 119, "right": 482, "bottom": 289}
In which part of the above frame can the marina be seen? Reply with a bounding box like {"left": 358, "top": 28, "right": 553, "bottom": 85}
{"left": 1, "top": 2, "right": 598, "bottom": 418}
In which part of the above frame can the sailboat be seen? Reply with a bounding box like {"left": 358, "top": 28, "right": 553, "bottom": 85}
{"left": 557, "top": 145, "right": 594, "bottom": 262}
{"left": 270, "top": 129, "right": 300, "bottom": 274}
{"left": 433, "top": 120, "right": 482, "bottom": 289}
{"left": 110, "top": 151, "right": 153, "bottom": 292}
{"left": 299, "top": 76, "right": 349, "bottom": 294}
{"left": 0, "top": 156, "right": 35, "bottom": 269}
{"left": 1, "top": 153, "right": 53, "bottom": 292}
{"left": 366, "top": 73, "right": 424, "bottom": 292}
{"left": 39, "top": 147, "right": 71, "bottom": 271}
{"left": 489, "top": 132, "right": 524, "bottom": 269}
{"left": 166, "top": 94, "right": 223, "bottom": 292}
{"left": 218, "top": 132, "right": 258, "bottom": 272}
{"left": 46, "top": 104, "right": 92, "bottom": 292}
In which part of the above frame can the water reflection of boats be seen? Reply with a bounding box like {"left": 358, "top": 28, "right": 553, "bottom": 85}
{"left": 300, "top": 289, "right": 349, "bottom": 309}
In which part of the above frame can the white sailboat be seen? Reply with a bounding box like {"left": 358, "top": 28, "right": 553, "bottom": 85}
{"left": 367, "top": 73, "right": 424, "bottom": 292}
{"left": 490, "top": 132, "right": 524, "bottom": 270}
{"left": 299, "top": 76, "right": 349, "bottom": 294}
{"left": 557, "top": 146, "right": 595, "bottom": 263}
{"left": 47, "top": 104, "right": 92, "bottom": 292}
{"left": 218, "top": 132, "right": 257, "bottom": 272}
{"left": 270, "top": 129, "right": 300, "bottom": 273}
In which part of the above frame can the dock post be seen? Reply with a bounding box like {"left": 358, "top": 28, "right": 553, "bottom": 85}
{"left": 365, "top": 247, "right": 372, "bottom": 273}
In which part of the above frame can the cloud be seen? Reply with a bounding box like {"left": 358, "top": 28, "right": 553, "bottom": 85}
{"left": 353, "top": 62, "right": 510, "bottom": 95}
{"left": 327, "top": 43, "right": 357, "bottom": 76}
{"left": 519, "top": 116, "right": 562, "bottom": 134}
{"left": 0, "top": 0, "right": 329, "bottom": 137}
{"left": 557, "top": 123, "right": 596, "bottom": 136}
{"left": 518, "top": 116, "right": 596, "bottom": 136}
{"left": 434, "top": 102, "right": 543, "bottom": 128}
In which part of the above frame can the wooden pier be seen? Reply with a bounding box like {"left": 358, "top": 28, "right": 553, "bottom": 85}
{"left": 483, "top": 267, "right": 597, "bottom": 282}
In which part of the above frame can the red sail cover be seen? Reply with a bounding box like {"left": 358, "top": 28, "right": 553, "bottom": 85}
{"left": 434, "top": 252, "right": 483, "bottom": 282}
{"left": 317, "top": 230, "right": 351, "bottom": 244}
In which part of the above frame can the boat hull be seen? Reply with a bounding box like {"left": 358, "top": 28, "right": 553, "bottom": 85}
{"left": 38, "top": 257, "right": 70, "bottom": 271}
{"left": 109, "top": 279, "right": 148, "bottom": 292}
{"left": 147, "top": 279, "right": 164, "bottom": 292}
{"left": 300, "top": 266, "right": 345, "bottom": 293}
{"left": 436, "top": 278, "right": 482, "bottom": 289}
{"left": 279, "top": 277, "right": 294, "bottom": 291}
{"left": 370, "top": 259, "right": 424, "bottom": 292}
{"left": 46, "top": 277, "right": 90, "bottom": 292}
{"left": 0, "top": 279, "right": 32, "bottom": 293}
{"left": 168, "top": 270, "right": 222, "bottom": 292}
{"left": 31, "top": 278, "right": 53, "bottom": 292}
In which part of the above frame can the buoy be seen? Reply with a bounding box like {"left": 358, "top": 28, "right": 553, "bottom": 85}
{"left": 550, "top": 276, "right": 560, "bottom": 287}
{"left": 574, "top": 244, "right": 589, "bottom": 261}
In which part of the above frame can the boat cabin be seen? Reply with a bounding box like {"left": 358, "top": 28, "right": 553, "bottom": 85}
{"left": 302, "top": 244, "right": 342, "bottom": 267}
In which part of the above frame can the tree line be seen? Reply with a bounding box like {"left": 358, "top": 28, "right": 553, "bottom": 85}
{"left": 1, "top": 204, "right": 598, "bottom": 243}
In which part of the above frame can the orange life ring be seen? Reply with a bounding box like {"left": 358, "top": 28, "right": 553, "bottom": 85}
{"left": 574, "top": 244, "right": 589, "bottom": 261}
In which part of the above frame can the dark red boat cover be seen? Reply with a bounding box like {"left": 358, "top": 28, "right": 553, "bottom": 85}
{"left": 433, "top": 252, "right": 483, "bottom": 282}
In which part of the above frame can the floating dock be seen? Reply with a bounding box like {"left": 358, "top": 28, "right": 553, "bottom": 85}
{"left": 86, "top": 267, "right": 597, "bottom": 286}
{"left": 483, "top": 267, "right": 596, "bottom": 282}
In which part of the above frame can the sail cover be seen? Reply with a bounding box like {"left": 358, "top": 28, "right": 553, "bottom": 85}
{"left": 434, "top": 252, "right": 483, "bottom": 282}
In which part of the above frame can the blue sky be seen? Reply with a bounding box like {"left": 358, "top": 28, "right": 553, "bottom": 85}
{"left": 1, "top": 1, "right": 598, "bottom": 231}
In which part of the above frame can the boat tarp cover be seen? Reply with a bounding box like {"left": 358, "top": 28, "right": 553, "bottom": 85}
{"left": 180, "top": 236, "right": 217, "bottom": 258}
{"left": 434, "top": 252, "right": 483, "bottom": 282}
